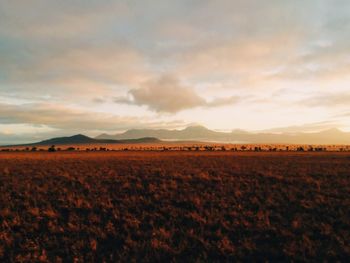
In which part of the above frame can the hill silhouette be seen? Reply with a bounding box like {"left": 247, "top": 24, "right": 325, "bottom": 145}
{"left": 2, "top": 127, "right": 349, "bottom": 147}
{"left": 97, "top": 126, "right": 350, "bottom": 144}
{"left": 7, "top": 135, "right": 161, "bottom": 147}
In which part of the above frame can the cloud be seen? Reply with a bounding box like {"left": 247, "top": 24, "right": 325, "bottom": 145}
{"left": 0, "top": 102, "right": 185, "bottom": 133}
{"left": 0, "top": 43, "right": 151, "bottom": 87}
{"left": 260, "top": 120, "right": 341, "bottom": 133}
{"left": 0, "top": 42, "right": 154, "bottom": 106}
{"left": 265, "top": 46, "right": 350, "bottom": 83}
{"left": 0, "top": 1, "right": 130, "bottom": 39}
{"left": 129, "top": 76, "right": 205, "bottom": 112}
{"left": 92, "top": 97, "right": 106, "bottom": 104}
{"left": 301, "top": 93, "right": 350, "bottom": 108}
{"left": 169, "top": 34, "right": 301, "bottom": 89}
{"left": 0, "top": 1, "right": 152, "bottom": 102}
{"left": 115, "top": 75, "right": 240, "bottom": 113}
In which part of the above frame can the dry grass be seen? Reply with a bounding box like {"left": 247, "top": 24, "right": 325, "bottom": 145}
{"left": 2, "top": 142, "right": 350, "bottom": 152}
{"left": 0, "top": 151, "right": 349, "bottom": 261}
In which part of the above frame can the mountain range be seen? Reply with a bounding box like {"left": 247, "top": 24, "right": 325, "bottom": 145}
{"left": 96, "top": 126, "right": 350, "bottom": 145}
{"left": 3, "top": 126, "right": 350, "bottom": 147}
{"left": 5, "top": 134, "right": 161, "bottom": 147}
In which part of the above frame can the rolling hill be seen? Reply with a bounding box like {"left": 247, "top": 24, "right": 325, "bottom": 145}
{"left": 5, "top": 134, "right": 161, "bottom": 147}
{"left": 96, "top": 126, "right": 350, "bottom": 145}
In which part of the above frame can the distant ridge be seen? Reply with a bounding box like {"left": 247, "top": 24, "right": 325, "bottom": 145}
{"left": 96, "top": 126, "right": 350, "bottom": 145}
{"left": 38, "top": 134, "right": 97, "bottom": 145}
{"left": 5, "top": 134, "right": 161, "bottom": 147}
{"left": 2, "top": 127, "right": 350, "bottom": 147}
{"left": 96, "top": 126, "right": 221, "bottom": 141}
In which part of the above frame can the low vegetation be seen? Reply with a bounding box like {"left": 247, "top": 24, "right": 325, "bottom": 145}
{"left": 0, "top": 151, "right": 349, "bottom": 261}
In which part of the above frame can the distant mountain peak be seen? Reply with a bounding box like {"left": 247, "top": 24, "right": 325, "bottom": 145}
{"left": 37, "top": 134, "right": 95, "bottom": 145}
{"left": 23, "top": 134, "right": 162, "bottom": 146}
{"left": 70, "top": 134, "right": 90, "bottom": 138}
{"left": 95, "top": 126, "right": 350, "bottom": 144}
{"left": 184, "top": 125, "right": 209, "bottom": 131}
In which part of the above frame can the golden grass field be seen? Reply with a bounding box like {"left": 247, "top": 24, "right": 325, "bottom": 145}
{"left": 0, "top": 151, "right": 349, "bottom": 261}
{"left": 2, "top": 142, "right": 350, "bottom": 152}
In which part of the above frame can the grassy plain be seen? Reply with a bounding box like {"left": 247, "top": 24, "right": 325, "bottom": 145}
{"left": 0, "top": 151, "right": 349, "bottom": 261}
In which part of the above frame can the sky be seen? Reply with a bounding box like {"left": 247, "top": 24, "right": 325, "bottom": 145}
{"left": 0, "top": 0, "right": 350, "bottom": 143}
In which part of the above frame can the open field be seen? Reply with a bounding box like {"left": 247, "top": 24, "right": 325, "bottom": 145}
{"left": 1, "top": 142, "right": 350, "bottom": 152}
{"left": 0, "top": 151, "right": 349, "bottom": 261}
